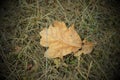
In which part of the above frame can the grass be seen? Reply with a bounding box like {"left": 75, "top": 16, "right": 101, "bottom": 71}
{"left": 0, "top": 0, "right": 120, "bottom": 80}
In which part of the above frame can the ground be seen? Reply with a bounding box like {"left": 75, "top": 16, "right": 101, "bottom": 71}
{"left": 0, "top": 0, "right": 120, "bottom": 80}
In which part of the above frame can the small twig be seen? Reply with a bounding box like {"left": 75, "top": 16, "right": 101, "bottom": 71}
{"left": 77, "top": 55, "right": 81, "bottom": 67}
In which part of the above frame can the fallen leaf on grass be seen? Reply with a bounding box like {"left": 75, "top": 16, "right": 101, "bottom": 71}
{"left": 40, "top": 21, "right": 82, "bottom": 58}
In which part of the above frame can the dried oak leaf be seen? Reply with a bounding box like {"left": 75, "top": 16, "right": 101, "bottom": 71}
{"left": 74, "top": 39, "right": 96, "bottom": 57}
{"left": 40, "top": 21, "right": 82, "bottom": 58}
